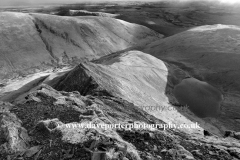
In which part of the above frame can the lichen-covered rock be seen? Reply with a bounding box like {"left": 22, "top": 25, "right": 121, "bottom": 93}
{"left": 225, "top": 130, "right": 240, "bottom": 140}
{"left": 0, "top": 101, "right": 13, "bottom": 113}
{"left": 227, "top": 147, "right": 240, "bottom": 159}
{"left": 0, "top": 112, "right": 30, "bottom": 156}
{"left": 24, "top": 145, "right": 42, "bottom": 158}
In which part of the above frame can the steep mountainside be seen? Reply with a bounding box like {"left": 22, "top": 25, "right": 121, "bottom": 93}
{"left": 0, "top": 12, "right": 162, "bottom": 80}
{"left": 49, "top": 50, "right": 229, "bottom": 135}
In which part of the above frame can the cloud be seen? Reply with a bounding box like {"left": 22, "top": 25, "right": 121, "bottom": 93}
{"left": 0, "top": 0, "right": 240, "bottom": 6}
{"left": 219, "top": 0, "right": 240, "bottom": 4}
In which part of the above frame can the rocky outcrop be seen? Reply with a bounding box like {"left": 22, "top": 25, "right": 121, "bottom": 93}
{"left": 225, "top": 130, "right": 240, "bottom": 140}
{"left": 0, "top": 112, "right": 30, "bottom": 156}
{"left": 0, "top": 84, "right": 239, "bottom": 160}
{"left": 0, "top": 12, "right": 162, "bottom": 80}
{"left": 0, "top": 101, "right": 13, "bottom": 113}
{"left": 4, "top": 84, "right": 158, "bottom": 160}
{"left": 0, "top": 102, "right": 31, "bottom": 159}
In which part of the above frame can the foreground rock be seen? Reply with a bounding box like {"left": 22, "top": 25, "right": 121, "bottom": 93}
{"left": 0, "top": 85, "right": 238, "bottom": 159}
{"left": 0, "top": 102, "right": 31, "bottom": 158}
{"left": 0, "top": 112, "right": 30, "bottom": 156}
{"left": 6, "top": 84, "right": 159, "bottom": 159}
{"left": 225, "top": 130, "right": 240, "bottom": 140}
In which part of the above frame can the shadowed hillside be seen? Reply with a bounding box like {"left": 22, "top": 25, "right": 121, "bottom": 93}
{"left": 174, "top": 77, "right": 223, "bottom": 118}
{"left": 142, "top": 24, "right": 240, "bottom": 133}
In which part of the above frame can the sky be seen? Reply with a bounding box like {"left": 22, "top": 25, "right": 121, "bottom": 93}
{"left": 0, "top": 0, "right": 239, "bottom": 6}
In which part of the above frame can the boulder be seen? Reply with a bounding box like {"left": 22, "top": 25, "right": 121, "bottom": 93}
{"left": 224, "top": 130, "right": 240, "bottom": 140}
{"left": 0, "top": 112, "right": 30, "bottom": 155}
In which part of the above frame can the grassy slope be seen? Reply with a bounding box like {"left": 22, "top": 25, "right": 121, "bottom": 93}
{"left": 143, "top": 24, "right": 240, "bottom": 132}
{"left": 0, "top": 12, "right": 162, "bottom": 80}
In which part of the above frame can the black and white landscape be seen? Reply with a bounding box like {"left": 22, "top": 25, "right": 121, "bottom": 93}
{"left": 1, "top": 0, "right": 240, "bottom": 159}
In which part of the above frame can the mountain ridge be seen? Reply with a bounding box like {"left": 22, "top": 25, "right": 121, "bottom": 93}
{"left": 0, "top": 12, "right": 162, "bottom": 80}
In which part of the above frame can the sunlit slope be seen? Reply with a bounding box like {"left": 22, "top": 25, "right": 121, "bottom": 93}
{"left": 0, "top": 12, "right": 52, "bottom": 79}
{"left": 51, "top": 51, "right": 218, "bottom": 134}
{"left": 31, "top": 13, "right": 162, "bottom": 60}
{"left": 53, "top": 51, "right": 171, "bottom": 106}
{"left": 0, "top": 12, "right": 162, "bottom": 80}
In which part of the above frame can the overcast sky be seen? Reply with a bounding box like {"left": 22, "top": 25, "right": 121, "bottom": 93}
{"left": 0, "top": 0, "right": 239, "bottom": 6}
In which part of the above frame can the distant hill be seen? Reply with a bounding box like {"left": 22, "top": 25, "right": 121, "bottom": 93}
{"left": 143, "top": 24, "right": 240, "bottom": 131}
{"left": 0, "top": 12, "right": 162, "bottom": 80}
{"left": 54, "top": 9, "right": 120, "bottom": 18}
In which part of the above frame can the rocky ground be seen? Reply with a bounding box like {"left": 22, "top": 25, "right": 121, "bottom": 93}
{"left": 1, "top": 84, "right": 240, "bottom": 160}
